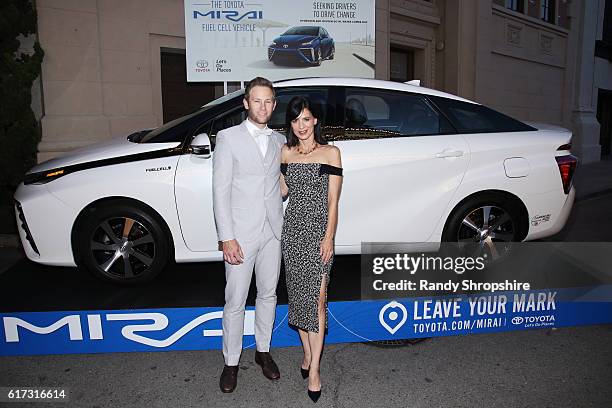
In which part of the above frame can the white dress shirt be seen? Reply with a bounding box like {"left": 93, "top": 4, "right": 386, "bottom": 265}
{"left": 245, "top": 118, "right": 272, "bottom": 157}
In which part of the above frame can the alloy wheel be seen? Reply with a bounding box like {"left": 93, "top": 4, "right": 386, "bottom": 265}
{"left": 456, "top": 205, "right": 515, "bottom": 261}
{"left": 90, "top": 217, "right": 155, "bottom": 279}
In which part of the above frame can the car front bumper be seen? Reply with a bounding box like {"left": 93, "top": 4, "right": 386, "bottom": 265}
{"left": 14, "top": 182, "right": 78, "bottom": 267}
{"left": 268, "top": 46, "right": 318, "bottom": 64}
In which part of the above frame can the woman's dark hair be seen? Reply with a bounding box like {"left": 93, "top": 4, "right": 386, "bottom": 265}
{"left": 285, "top": 96, "right": 327, "bottom": 147}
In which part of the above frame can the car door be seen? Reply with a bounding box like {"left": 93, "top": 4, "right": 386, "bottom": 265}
{"left": 332, "top": 87, "right": 470, "bottom": 247}
{"left": 174, "top": 98, "right": 246, "bottom": 252}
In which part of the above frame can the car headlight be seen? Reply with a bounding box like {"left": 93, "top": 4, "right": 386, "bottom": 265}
{"left": 301, "top": 40, "right": 314, "bottom": 46}
{"left": 271, "top": 42, "right": 277, "bottom": 46}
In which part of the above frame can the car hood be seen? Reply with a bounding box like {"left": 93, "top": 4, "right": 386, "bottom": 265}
{"left": 274, "top": 35, "right": 316, "bottom": 44}
{"left": 28, "top": 135, "right": 181, "bottom": 174}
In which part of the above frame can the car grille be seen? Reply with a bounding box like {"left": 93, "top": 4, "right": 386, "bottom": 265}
{"left": 15, "top": 200, "right": 39, "bottom": 254}
{"left": 268, "top": 47, "right": 275, "bottom": 60}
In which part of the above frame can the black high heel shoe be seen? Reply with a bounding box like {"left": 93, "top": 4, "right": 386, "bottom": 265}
{"left": 301, "top": 367, "right": 309, "bottom": 379}
{"left": 307, "top": 389, "right": 321, "bottom": 403}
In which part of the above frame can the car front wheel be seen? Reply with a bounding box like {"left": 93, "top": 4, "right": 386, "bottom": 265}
{"left": 75, "top": 201, "right": 169, "bottom": 284}
{"left": 315, "top": 48, "right": 322, "bottom": 66}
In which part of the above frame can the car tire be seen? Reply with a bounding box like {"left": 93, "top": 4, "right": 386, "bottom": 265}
{"left": 315, "top": 48, "right": 322, "bottom": 66}
{"left": 329, "top": 46, "right": 335, "bottom": 60}
{"left": 442, "top": 194, "right": 525, "bottom": 261}
{"left": 75, "top": 201, "right": 169, "bottom": 284}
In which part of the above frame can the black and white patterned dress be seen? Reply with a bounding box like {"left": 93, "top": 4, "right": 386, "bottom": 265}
{"left": 281, "top": 162, "right": 343, "bottom": 333}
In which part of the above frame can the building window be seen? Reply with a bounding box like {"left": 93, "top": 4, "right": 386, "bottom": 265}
{"left": 540, "top": 0, "right": 555, "bottom": 24}
{"left": 595, "top": 0, "right": 612, "bottom": 60}
{"left": 496, "top": 0, "right": 570, "bottom": 28}
{"left": 505, "top": 0, "right": 524, "bottom": 13}
{"left": 390, "top": 47, "right": 414, "bottom": 83}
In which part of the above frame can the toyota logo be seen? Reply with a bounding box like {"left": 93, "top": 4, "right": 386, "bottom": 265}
{"left": 196, "top": 60, "right": 209, "bottom": 69}
{"left": 511, "top": 316, "right": 524, "bottom": 325}
{"left": 283, "top": 44, "right": 288, "bottom": 48}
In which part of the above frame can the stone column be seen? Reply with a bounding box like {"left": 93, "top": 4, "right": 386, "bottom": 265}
{"left": 443, "top": 0, "right": 477, "bottom": 100}
{"left": 569, "top": 0, "right": 602, "bottom": 163}
{"left": 375, "top": 0, "right": 390, "bottom": 80}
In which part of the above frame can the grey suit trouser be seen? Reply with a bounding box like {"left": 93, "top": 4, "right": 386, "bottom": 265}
{"left": 222, "top": 219, "right": 281, "bottom": 366}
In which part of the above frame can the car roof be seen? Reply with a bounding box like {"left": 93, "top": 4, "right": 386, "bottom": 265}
{"left": 273, "top": 77, "right": 478, "bottom": 104}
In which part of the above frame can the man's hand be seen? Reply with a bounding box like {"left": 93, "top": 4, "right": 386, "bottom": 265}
{"left": 222, "top": 239, "right": 244, "bottom": 265}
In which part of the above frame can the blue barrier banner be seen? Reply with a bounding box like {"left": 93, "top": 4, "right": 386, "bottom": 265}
{"left": 2, "top": 285, "right": 612, "bottom": 356}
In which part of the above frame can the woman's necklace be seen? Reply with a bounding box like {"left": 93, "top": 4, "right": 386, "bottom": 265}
{"left": 297, "top": 141, "right": 319, "bottom": 155}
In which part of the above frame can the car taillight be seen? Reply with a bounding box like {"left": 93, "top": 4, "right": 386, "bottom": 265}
{"left": 555, "top": 155, "right": 577, "bottom": 194}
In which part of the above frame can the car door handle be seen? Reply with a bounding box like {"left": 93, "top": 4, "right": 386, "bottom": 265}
{"left": 435, "top": 149, "right": 464, "bottom": 158}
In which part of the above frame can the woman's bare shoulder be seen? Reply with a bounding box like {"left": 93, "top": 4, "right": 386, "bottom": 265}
{"left": 319, "top": 144, "right": 341, "bottom": 166}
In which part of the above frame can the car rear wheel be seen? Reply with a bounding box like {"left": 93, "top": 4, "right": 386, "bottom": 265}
{"left": 443, "top": 195, "right": 524, "bottom": 262}
{"left": 75, "top": 201, "right": 169, "bottom": 284}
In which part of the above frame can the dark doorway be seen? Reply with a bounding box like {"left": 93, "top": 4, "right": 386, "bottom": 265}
{"left": 390, "top": 47, "right": 415, "bottom": 83}
{"left": 160, "top": 50, "right": 222, "bottom": 123}
{"left": 597, "top": 89, "right": 612, "bottom": 157}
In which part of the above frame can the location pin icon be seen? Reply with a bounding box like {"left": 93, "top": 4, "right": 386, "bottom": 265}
{"left": 379, "top": 301, "right": 408, "bottom": 335}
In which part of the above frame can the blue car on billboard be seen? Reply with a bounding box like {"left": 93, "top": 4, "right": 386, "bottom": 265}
{"left": 268, "top": 26, "right": 335, "bottom": 66}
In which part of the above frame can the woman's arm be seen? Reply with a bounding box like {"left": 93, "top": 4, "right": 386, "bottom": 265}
{"left": 280, "top": 145, "right": 289, "bottom": 199}
{"left": 321, "top": 146, "right": 343, "bottom": 264}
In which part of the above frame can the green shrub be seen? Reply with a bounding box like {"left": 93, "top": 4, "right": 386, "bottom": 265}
{"left": 0, "top": 0, "right": 44, "bottom": 233}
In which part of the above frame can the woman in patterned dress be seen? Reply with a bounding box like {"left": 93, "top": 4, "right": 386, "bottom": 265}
{"left": 280, "top": 96, "right": 343, "bottom": 402}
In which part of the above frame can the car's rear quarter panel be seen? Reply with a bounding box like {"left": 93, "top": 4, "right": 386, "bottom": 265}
{"left": 430, "top": 129, "right": 573, "bottom": 241}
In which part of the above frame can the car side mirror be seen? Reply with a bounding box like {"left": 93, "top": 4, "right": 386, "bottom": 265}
{"left": 190, "top": 133, "right": 211, "bottom": 158}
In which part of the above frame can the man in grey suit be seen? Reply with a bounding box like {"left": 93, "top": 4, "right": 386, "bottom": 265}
{"left": 212, "top": 77, "right": 285, "bottom": 393}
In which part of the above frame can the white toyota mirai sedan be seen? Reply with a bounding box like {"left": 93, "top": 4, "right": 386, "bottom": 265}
{"left": 14, "top": 78, "right": 577, "bottom": 283}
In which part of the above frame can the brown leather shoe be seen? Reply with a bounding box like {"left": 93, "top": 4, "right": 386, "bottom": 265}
{"left": 219, "top": 365, "right": 239, "bottom": 393}
{"left": 255, "top": 351, "right": 280, "bottom": 380}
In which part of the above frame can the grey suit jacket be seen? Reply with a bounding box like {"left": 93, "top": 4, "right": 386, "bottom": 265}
{"left": 212, "top": 120, "right": 285, "bottom": 243}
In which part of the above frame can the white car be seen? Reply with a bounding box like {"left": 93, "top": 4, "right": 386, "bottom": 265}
{"left": 14, "top": 78, "right": 577, "bottom": 283}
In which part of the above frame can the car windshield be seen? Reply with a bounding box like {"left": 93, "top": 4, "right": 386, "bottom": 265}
{"left": 203, "top": 88, "right": 245, "bottom": 107}
{"left": 136, "top": 89, "right": 246, "bottom": 143}
{"left": 137, "top": 110, "right": 202, "bottom": 143}
{"left": 282, "top": 26, "right": 319, "bottom": 36}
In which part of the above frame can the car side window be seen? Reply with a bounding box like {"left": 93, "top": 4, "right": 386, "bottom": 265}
{"left": 342, "top": 88, "right": 455, "bottom": 140}
{"left": 429, "top": 96, "right": 536, "bottom": 133}
{"left": 269, "top": 87, "right": 331, "bottom": 135}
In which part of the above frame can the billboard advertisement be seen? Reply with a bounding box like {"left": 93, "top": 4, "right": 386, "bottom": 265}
{"left": 184, "top": 0, "right": 376, "bottom": 82}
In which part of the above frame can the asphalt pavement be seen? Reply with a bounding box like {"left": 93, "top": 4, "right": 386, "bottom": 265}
{"left": 0, "top": 325, "right": 611, "bottom": 408}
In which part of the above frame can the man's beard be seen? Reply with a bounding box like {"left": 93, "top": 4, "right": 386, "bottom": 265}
{"left": 248, "top": 112, "right": 271, "bottom": 125}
